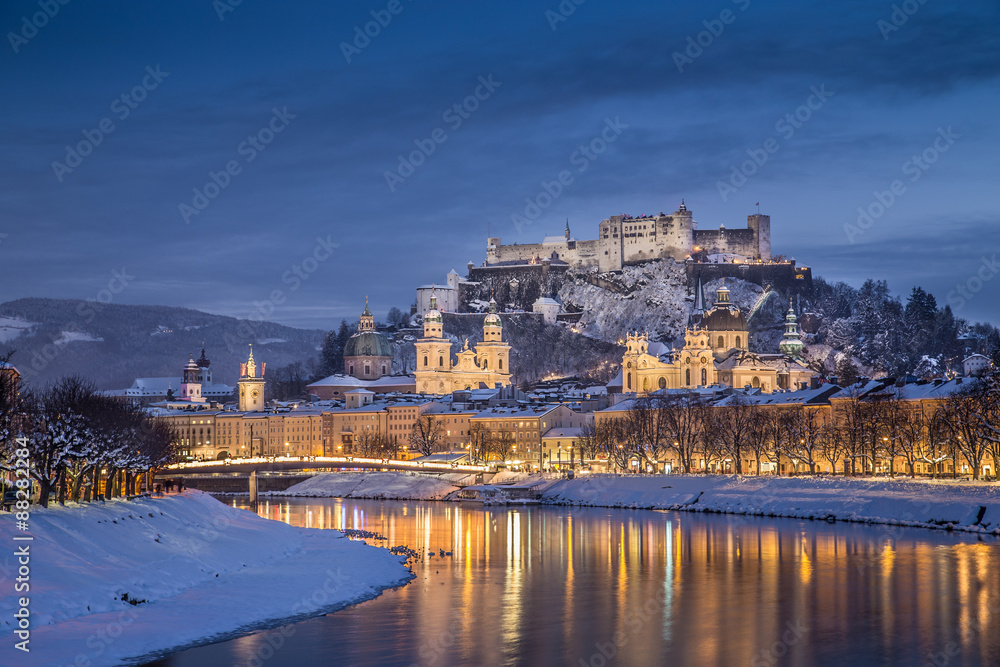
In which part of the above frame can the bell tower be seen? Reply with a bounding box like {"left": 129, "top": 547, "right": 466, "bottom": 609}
{"left": 238, "top": 344, "right": 266, "bottom": 412}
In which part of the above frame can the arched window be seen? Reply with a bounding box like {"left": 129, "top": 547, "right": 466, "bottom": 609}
{"left": 499, "top": 358, "right": 503, "bottom": 370}
{"left": 658, "top": 377, "right": 666, "bottom": 390}
{"left": 752, "top": 376, "right": 760, "bottom": 388}
{"left": 736, "top": 336, "right": 741, "bottom": 348}
{"left": 483, "top": 358, "right": 488, "bottom": 369}
{"left": 685, "top": 369, "right": 691, "bottom": 385}
{"left": 439, "top": 356, "right": 444, "bottom": 367}
{"left": 718, "top": 336, "right": 725, "bottom": 349}
{"left": 701, "top": 368, "right": 707, "bottom": 386}
{"left": 423, "top": 356, "right": 428, "bottom": 367}
{"left": 642, "top": 377, "right": 649, "bottom": 392}
{"left": 627, "top": 374, "right": 632, "bottom": 390}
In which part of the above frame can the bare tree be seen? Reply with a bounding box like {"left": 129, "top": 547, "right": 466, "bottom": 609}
{"left": 943, "top": 385, "right": 991, "bottom": 479}
{"left": 657, "top": 393, "right": 705, "bottom": 474}
{"left": 409, "top": 415, "right": 445, "bottom": 457}
{"left": 491, "top": 429, "right": 515, "bottom": 465}
{"left": 468, "top": 423, "right": 492, "bottom": 465}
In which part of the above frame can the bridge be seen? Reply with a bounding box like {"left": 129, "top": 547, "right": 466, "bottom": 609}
{"left": 157, "top": 456, "right": 492, "bottom": 494}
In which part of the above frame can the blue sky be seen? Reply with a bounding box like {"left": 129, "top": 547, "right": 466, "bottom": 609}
{"left": 1, "top": 0, "right": 998, "bottom": 329}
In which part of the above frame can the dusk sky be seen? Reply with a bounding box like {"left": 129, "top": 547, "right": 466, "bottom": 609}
{"left": 2, "top": 0, "right": 998, "bottom": 329}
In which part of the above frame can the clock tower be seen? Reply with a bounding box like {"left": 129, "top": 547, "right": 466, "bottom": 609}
{"left": 238, "top": 344, "right": 266, "bottom": 412}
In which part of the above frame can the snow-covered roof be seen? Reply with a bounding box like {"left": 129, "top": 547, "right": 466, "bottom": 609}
{"left": 542, "top": 427, "right": 585, "bottom": 439}
{"left": 534, "top": 297, "right": 560, "bottom": 306}
{"left": 307, "top": 374, "right": 416, "bottom": 389}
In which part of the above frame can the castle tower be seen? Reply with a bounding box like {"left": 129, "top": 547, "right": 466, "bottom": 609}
{"left": 476, "top": 298, "right": 511, "bottom": 384}
{"left": 747, "top": 213, "right": 771, "bottom": 261}
{"left": 238, "top": 344, "right": 266, "bottom": 412}
{"left": 179, "top": 354, "right": 204, "bottom": 403}
{"left": 414, "top": 293, "right": 453, "bottom": 393}
{"left": 778, "top": 300, "right": 805, "bottom": 359}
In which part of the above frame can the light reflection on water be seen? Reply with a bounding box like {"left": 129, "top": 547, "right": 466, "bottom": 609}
{"left": 146, "top": 498, "right": 1000, "bottom": 667}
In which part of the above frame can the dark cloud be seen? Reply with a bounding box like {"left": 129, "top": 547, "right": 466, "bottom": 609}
{"left": 1, "top": 0, "right": 998, "bottom": 328}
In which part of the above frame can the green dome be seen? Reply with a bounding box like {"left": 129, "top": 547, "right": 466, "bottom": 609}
{"left": 344, "top": 330, "right": 393, "bottom": 358}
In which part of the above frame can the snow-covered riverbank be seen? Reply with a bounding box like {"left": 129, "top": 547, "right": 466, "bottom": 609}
{"left": 271, "top": 471, "right": 463, "bottom": 500}
{"left": 275, "top": 470, "right": 1000, "bottom": 535}
{"left": 541, "top": 474, "right": 1000, "bottom": 535}
{"left": 0, "top": 491, "right": 412, "bottom": 666}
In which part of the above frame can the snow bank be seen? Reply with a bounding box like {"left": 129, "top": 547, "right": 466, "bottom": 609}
{"left": 0, "top": 491, "right": 411, "bottom": 666}
{"left": 274, "top": 471, "right": 460, "bottom": 500}
{"left": 539, "top": 475, "right": 1000, "bottom": 534}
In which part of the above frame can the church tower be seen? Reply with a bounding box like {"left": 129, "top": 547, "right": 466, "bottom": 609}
{"left": 179, "top": 354, "right": 205, "bottom": 403}
{"left": 414, "top": 293, "right": 453, "bottom": 394}
{"left": 238, "top": 344, "right": 266, "bottom": 411}
{"left": 778, "top": 300, "right": 805, "bottom": 359}
{"left": 476, "top": 298, "right": 511, "bottom": 385}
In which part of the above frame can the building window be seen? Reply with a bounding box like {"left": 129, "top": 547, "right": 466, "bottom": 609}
{"left": 752, "top": 376, "right": 760, "bottom": 388}
{"left": 736, "top": 336, "right": 741, "bottom": 348}
{"left": 658, "top": 377, "right": 666, "bottom": 390}
{"left": 685, "top": 369, "right": 691, "bottom": 385}
{"left": 718, "top": 336, "right": 724, "bottom": 349}
{"left": 701, "top": 368, "right": 707, "bottom": 386}
{"left": 498, "top": 358, "right": 503, "bottom": 370}
{"left": 439, "top": 356, "right": 444, "bottom": 367}
{"left": 423, "top": 356, "right": 428, "bottom": 367}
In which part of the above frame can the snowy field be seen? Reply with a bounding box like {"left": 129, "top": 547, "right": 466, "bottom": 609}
{"left": 272, "top": 471, "right": 461, "bottom": 500}
{"left": 540, "top": 474, "right": 1000, "bottom": 534}
{"left": 0, "top": 491, "right": 411, "bottom": 666}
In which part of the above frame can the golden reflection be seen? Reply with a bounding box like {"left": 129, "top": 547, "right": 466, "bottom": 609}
{"left": 229, "top": 497, "right": 1000, "bottom": 667}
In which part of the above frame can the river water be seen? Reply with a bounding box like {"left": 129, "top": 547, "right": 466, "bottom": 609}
{"left": 145, "top": 497, "right": 1000, "bottom": 666}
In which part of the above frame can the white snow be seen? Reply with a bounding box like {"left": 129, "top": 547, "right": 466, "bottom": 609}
{"left": 0, "top": 491, "right": 411, "bottom": 666}
{"left": 0, "top": 316, "right": 35, "bottom": 343}
{"left": 274, "top": 471, "right": 460, "bottom": 500}
{"left": 53, "top": 330, "right": 105, "bottom": 345}
{"left": 539, "top": 474, "right": 1000, "bottom": 534}
{"left": 257, "top": 338, "right": 287, "bottom": 344}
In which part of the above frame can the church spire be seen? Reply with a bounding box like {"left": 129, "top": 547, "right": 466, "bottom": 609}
{"left": 778, "top": 299, "right": 805, "bottom": 359}
{"left": 359, "top": 297, "right": 375, "bottom": 332}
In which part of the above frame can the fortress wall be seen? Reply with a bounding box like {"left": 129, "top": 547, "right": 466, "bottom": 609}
{"left": 693, "top": 228, "right": 757, "bottom": 258}
{"left": 685, "top": 262, "right": 813, "bottom": 295}
{"left": 465, "top": 264, "right": 570, "bottom": 311}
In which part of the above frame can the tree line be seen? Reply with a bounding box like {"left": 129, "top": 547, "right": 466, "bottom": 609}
{"left": 0, "top": 371, "right": 175, "bottom": 507}
{"left": 585, "top": 375, "right": 1000, "bottom": 479}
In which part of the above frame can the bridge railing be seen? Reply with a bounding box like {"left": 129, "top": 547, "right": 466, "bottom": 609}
{"left": 165, "top": 455, "right": 490, "bottom": 473}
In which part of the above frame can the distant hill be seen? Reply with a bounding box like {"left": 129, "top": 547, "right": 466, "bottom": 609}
{"left": 0, "top": 298, "right": 325, "bottom": 390}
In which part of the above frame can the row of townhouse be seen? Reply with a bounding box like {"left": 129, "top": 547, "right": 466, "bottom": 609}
{"left": 156, "top": 388, "right": 592, "bottom": 464}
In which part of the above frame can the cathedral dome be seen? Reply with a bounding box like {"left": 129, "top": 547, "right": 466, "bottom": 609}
{"left": 699, "top": 307, "right": 747, "bottom": 331}
{"left": 344, "top": 330, "right": 393, "bottom": 358}
{"left": 195, "top": 347, "right": 211, "bottom": 368}
{"left": 700, "top": 282, "right": 747, "bottom": 331}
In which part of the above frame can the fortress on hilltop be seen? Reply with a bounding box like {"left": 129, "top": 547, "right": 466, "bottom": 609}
{"left": 487, "top": 202, "right": 771, "bottom": 273}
